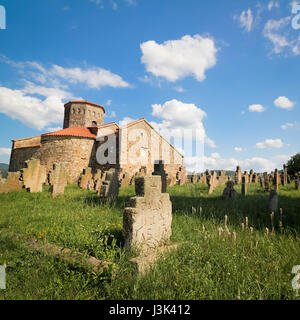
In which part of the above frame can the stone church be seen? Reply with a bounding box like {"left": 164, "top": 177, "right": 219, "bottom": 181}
{"left": 9, "top": 101, "right": 184, "bottom": 182}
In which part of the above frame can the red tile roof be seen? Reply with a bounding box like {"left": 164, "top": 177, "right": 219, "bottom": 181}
{"left": 64, "top": 100, "right": 105, "bottom": 113}
{"left": 42, "top": 127, "right": 96, "bottom": 138}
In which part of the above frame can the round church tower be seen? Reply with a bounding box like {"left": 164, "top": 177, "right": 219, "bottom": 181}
{"left": 63, "top": 101, "right": 106, "bottom": 129}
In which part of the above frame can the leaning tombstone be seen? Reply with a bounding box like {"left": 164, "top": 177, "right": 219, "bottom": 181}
{"left": 48, "top": 164, "right": 68, "bottom": 198}
{"left": 21, "top": 159, "right": 47, "bottom": 193}
{"left": 99, "top": 168, "right": 119, "bottom": 201}
{"left": 78, "top": 167, "right": 93, "bottom": 190}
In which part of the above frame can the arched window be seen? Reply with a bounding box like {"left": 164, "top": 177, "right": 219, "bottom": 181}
{"left": 92, "top": 121, "right": 97, "bottom": 127}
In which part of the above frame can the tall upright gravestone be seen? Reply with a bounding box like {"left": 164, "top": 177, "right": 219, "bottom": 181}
{"left": 22, "top": 159, "right": 46, "bottom": 193}
{"left": 152, "top": 160, "right": 167, "bottom": 193}
{"left": 48, "top": 164, "right": 68, "bottom": 198}
{"left": 123, "top": 175, "right": 172, "bottom": 250}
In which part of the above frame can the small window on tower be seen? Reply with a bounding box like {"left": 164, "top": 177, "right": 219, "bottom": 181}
{"left": 92, "top": 121, "right": 97, "bottom": 127}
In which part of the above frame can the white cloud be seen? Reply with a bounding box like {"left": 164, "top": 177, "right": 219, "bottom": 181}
{"left": 248, "top": 104, "right": 266, "bottom": 112}
{"left": 175, "top": 87, "right": 185, "bottom": 93}
{"left": 268, "top": 1, "right": 280, "bottom": 11}
{"left": 274, "top": 96, "right": 295, "bottom": 110}
{"left": 105, "top": 110, "right": 116, "bottom": 118}
{"left": 281, "top": 122, "right": 294, "bottom": 129}
{"left": 234, "top": 147, "right": 243, "bottom": 152}
{"left": 150, "top": 99, "right": 214, "bottom": 162}
{"left": 262, "top": 16, "right": 300, "bottom": 55}
{"left": 140, "top": 34, "right": 217, "bottom": 82}
{"left": 0, "top": 148, "right": 11, "bottom": 156}
{"left": 0, "top": 87, "right": 64, "bottom": 130}
{"left": 106, "top": 99, "right": 112, "bottom": 106}
{"left": 50, "top": 65, "right": 130, "bottom": 89}
{"left": 45, "top": 127, "right": 62, "bottom": 132}
{"left": 238, "top": 9, "right": 254, "bottom": 32}
{"left": 255, "top": 138, "right": 284, "bottom": 149}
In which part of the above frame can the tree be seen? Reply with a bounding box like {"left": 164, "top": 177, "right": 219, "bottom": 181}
{"left": 285, "top": 153, "right": 300, "bottom": 177}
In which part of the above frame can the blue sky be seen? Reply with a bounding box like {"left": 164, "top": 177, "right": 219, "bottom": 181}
{"left": 0, "top": 0, "right": 299, "bottom": 172}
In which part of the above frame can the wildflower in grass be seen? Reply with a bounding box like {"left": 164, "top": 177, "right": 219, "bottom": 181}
{"left": 270, "top": 212, "right": 275, "bottom": 233}
{"left": 200, "top": 207, "right": 202, "bottom": 215}
{"left": 202, "top": 225, "right": 205, "bottom": 232}
{"left": 245, "top": 217, "right": 248, "bottom": 229}
{"left": 266, "top": 227, "right": 269, "bottom": 235}
{"left": 241, "top": 223, "right": 245, "bottom": 231}
{"left": 233, "top": 231, "right": 237, "bottom": 244}
{"left": 250, "top": 227, "right": 254, "bottom": 233}
{"left": 218, "top": 227, "right": 223, "bottom": 239}
{"left": 191, "top": 207, "right": 196, "bottom": 214}
{"left": 225, "top": 215, "right": 228, "bottom": 227}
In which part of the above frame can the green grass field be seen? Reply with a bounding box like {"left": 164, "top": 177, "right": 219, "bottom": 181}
{"left": 0, "top": 182, "right": 299, "bottom": 300}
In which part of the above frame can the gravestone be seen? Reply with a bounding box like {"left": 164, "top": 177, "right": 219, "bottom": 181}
{"left": 283, "top": 165, "right": 288, "bottom": 186}
{"left": 208, "top": 171, "right": 219, "bottom": 194}
{"left": 152, "top": 160, "right": 167, "bottom": 193}
{"left": 269, "top": 190, "right": 278, "bottom": 212}
{"left": 295, "top": 174, "right": 299, "bottom": 190}
{"left": 79, "top": 167, "right": 93, "bottom": 189}
{"left": 120, "top": 172, "right": 132, "bottom": 188}
{"left": 259, "top": 176, "right": 264, "bottom": 188}
{"left": 218, "top": 170, "right": 227, "bottom": 186}
{"left": 22, "top": 159, "right": 47, "bottom": 193}
{"left": 249, "top": 169, "right": 254, "bottom": 184}
{"left": 48, "top": 164, "right": 68, "bottom": 198}
{"left": 123, "top": 175, "right": 172, "bottom": 250}
{"left": 253, "top": 172, "right": 258, "bottom": 183}
{"left": 274, "top": 169, "right": 279, "bottom": 191}
{"left": 222, "top": 181, "right": 239, "bottom": 200}
{"left": 99, "top": 168, "right": 119, "bottom": 201}
{"left": 235, "top": 166, "right": 242, "bottom": 184}
{"left": 176, "top": 166, "right": 187, "bottom": 186}
{"left": 263, "top": 172, "right": 270, "bottom": 192}
{"left": 191, "top": 172, "right": 198, "bottom": 184}
{"left": 242, "top": 175, "right": 247, "bottom": 196}
{"left": 198, "top": 173, "right": 207, "bottom": 184}
{"left": 0, "top": 172, "right": 23, "bottom": 194}
{"left": 244, "top": 171, "right": 249, "bottom": 184}
{"left": 94, "top": 169, "right": 103, "bottom": 193}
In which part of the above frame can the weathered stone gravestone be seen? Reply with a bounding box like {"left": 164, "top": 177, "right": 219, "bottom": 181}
{"left": 198, "top": 173, "right": 207, "bottom": 184}
{"left": 79, "top": 167, "right": 93, "bottom": 189}
{"left": 295, "top": 174, "right": 299, "bottom": 190}
{"left": 167, "top": 173, "right": 176, "bottom": 187}
{"left": 176, "top": 166, "right": 187, "bottom": 186}
{"left": 48, "top": 164, "right": 68, "bottom": 198}
{"left": 152, "top": 160, "right": 167, "bottom": 193}
{"left": 244, "top": 171, "right": 249, "bottom": 184}
{"left": 99, "top": 168, "right": 119, "bottom": 201}
{"left": 222, "top": 181, "right": 239, "bottom": 200}
{"left": 207, "top": 171, "right": 219, "bottom": 194}
{"left": 242, "top": 175, "right": 247, "bottom": 196}
{"left": 269, "top": 190, "right": 278, "bottom": 212}
{"left": 120, "top": 172, "right": 132, "bottom": 188}
{"left": 249, "top": 169, "right": 254, "bottom": 183}
{"left": 191, "top": 172, "right": 198, "bottom": 184}
{"left": 0, "top": 172, "right": 23, "bottom": 194}
{"left": 283, "top": 165, "right": 288, "bottom": 186}
{"left": 22, "top": 159, "right": 47, "bottom": 193}
{"left": 274, "top": 169, "right": 279, "bottom": 191}
{"left": 123, "top": 175, "right": 172, "bottom": 250}
{"left": 218, "top": 170, "right": 227, "bottom": 186}
{"left": 259, "top": 176, "right": 264, "bottom": 188}
{"left": 235, "top": 166, "right": 242, "bottom": 184}
{"left": 94, "top": 169, "right": 103, "bottom": 193}
{"left": 252, "top": 172, "right": 258, "bottom": 184}
{"left": 263, "top": 172, "right": 270, "bottom": 192}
